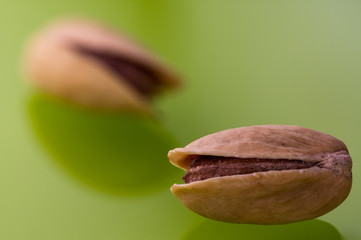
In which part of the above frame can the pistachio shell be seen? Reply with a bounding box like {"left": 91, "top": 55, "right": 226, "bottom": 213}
{"left": 168, "top": 125, "right": 348, "bottom": 170}
{"left": 168, "top": 125, "right": 352, "bottom": 224}
{"left": 24, "top": 18, "right": 180, "bottom": 113}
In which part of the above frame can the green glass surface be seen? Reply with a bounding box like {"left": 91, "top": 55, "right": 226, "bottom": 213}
{"left": 27, "top": 92, "right": 181, "bottom": 196}
{"left": 1, "top": 0, "right": 361, "bottom": 239}
{"left": 182, "top": 219, "right": 343, "bottom": 240}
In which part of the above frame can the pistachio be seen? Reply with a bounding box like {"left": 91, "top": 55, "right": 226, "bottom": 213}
{"left": 168, "top": 125, "right": 352, "bottom": 224}
{"left": 24, "top": 18, "right": 180, "bottom": 113}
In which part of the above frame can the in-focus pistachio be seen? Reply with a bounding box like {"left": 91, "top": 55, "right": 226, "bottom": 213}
{"left": 168, "top": 125, "right": 352, "bottom": 224}
{"left": 23, "top": 18, "right": 180, "bottom": 113}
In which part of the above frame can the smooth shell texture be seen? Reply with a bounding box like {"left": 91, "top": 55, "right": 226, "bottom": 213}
{"left": 169, "top": 125, "right": 348, "bottom": 170}
{"left": 171, "top": 167, "right": 352, "bottom": 224}
{"left": 169, "top": 125, "right": 352, "bottom": 224}
{"left": 24, "top": 18, "right": 180, "bottom": 112}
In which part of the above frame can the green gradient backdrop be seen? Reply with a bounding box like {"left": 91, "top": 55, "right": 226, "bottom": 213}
{"left": 1, "top": 0, "right": 361, "bottom": 239}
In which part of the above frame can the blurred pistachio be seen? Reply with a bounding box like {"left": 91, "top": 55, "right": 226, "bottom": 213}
{"left": 23, "top": 18, "right": 180, "bottom": 114}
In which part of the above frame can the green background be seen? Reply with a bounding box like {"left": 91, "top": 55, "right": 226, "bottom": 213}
{"left": 1, "top": 0, "right": 360, "bottom": 239}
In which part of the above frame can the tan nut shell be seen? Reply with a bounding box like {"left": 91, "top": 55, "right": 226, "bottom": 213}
{"left": 169, "top": 125, "right": 352, "bottom": 224}
{"left": 23, "top": 18, "right": 180, "bottom": 112}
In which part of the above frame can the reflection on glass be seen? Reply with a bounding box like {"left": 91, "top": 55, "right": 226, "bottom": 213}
{"left": 182, "top": 219, "right": 342, "bottom": 240}
{"left": 27, "top": 92, "right": 182, "bottom": 196}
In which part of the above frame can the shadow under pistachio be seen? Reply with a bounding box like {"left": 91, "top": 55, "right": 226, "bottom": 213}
{"left": 181, "top": 219, "right": 343, "bottom": 240}
{"left": 27, "top": 92, "right": 182, "bottom": 196}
